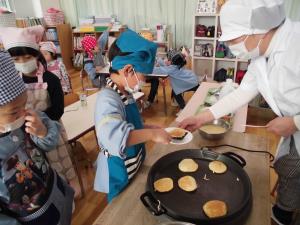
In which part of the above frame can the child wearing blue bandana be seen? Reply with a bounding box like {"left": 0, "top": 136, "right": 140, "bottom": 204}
{"left": 93, "top": 29, "right": 171, "bottom": 202}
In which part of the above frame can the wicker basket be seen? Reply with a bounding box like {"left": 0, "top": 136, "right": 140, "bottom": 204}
{"left": 44, "top": 8, "right": 64, "bottom": 26}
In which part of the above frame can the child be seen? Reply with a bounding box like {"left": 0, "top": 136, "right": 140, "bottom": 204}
{"left": 0, "top": 26, "right": 79, "bottom": 197}
{"left": 0, "top": 50, "right": 74, "bottom": 225}
{"left": 40, "top": 41, "right": 72, "bottom": 94}
{"left": 81, "top": 24, "right": 112, "bottom": 88}
{"left": 151, "top": 50, "right": 200, "bottom": 111}
{"left": 94, "top": 29, "right": 171, "bottom": 202}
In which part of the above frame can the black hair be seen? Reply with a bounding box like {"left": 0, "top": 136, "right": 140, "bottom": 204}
{"left": 108, "top": 40, "right": 131, "bottom": 74}
{"left": 50, "top": 52, "right": 57, "bottom": 60}
{"left": 8, "top": 47, "right": 47, "bottom": 70}
{"left": 171, "top": 53, "right": 186, "bottom": 69}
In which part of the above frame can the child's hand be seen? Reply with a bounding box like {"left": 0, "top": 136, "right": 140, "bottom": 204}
{"left": 25, "top": 110, "right": 47, "bottom": 138}
{"left": 151, "top": 129, "right": 171, "bottom": 144}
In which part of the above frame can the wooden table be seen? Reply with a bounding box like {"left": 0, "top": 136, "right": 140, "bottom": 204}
{"left": 93, "top": 131, "right": 270, "bottom": 225}
{"left": 62, "top": 91, "right": 145, "bottom": 197}
{"left": 177, "top": 82, "right": 248, "bottom": 133}
{"left": 147, "top": 73, "right": 169, "bottom": 116}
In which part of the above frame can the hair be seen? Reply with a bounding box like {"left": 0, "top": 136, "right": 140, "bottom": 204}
{"left": 108, "top": 40, "right": 131, "bottom": 74}
{"left": 171, "top": 53, "right": 187, "bottom": 69}
{"left": 8, "top": 47, "right": 47, "bottom": 70}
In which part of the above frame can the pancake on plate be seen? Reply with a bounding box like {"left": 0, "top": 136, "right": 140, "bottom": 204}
{"left": 178, "top": 175, "right": 197, "bottom": 192}
{"left": 154, "top": 177, "right": 174, "bottom": 192}
{"left": 168, "top": 128, "right": 188, "bottom": 140}
{"left": 178, "top": 158, "right": 198, "bottom": 172}
{"left": 208, "top": 160, "right": 227, "bottom": 174}
{"left": 203, "top": 200, "right": 227, "bottom": 218}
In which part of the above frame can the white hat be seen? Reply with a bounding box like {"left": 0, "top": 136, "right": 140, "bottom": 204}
{"left": 219, "top": 0, "right": 286, "bottom": 42}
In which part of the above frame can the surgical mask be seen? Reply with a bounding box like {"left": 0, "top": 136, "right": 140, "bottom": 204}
{"left": 14, "top": 59, "right": 38, "bottom": 74}
{"left": 124, "top": 69, "right": 145, "bottom": 94}
{"left": 0, "top": 116, "right": 25, "bottom": 133}
{"left": 229, "top": 36, "right": 264, "bottom": 60}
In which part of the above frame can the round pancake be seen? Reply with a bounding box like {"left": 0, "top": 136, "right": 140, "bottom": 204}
{"left": 154, "top": 177, "right": 174, "bottom": 192}
{"left": 208, "top": 160, "right": 227, "bottom": 174}
{"left": 178, "top": 158, "right": 198, "bottom": 172}
{"left": 203, "top": 200, "right": 227, "bottom": 218}
{"left": 178, "top": 175, "right": 197, "bottom": 192}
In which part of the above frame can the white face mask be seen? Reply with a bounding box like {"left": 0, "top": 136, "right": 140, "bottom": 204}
{"left": 0, "top": 116, "right": 25, "bottom": 133}
{"left": 229, "top": 36, "right": 264, "bottom": 60}
{"left": 14, "top": 59, "right": 38, "bottom": 74}
{"left": 124, "top": 69, "right": 145, "bottom": 94}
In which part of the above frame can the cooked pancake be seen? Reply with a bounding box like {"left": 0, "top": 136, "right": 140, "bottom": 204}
{"left": 178, "top": 158, "right": 198, "bottom": 172}
{"left": 209, "top": 160, "right": 227, "bottom": 174}
{"left": 154, "top": 177, "right": 174, "bottom": 192}
{"left": 168, "top": 128, "right": 187, "bottom": 140}
{"left": 199, "top": 124, "right": 227, "bottom": 134}
{"left": 178, "top": 176, "right": 197, "bottom": 192}
{"left": 203, "top": 200, "right": 227, "bottom": 218}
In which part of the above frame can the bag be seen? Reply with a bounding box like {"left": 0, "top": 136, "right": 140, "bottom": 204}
{"left": 44, "top": 8, "right": 64, "bottom": 26}
{"left": 214, "top": 68, "right": 227, "bottom": 82}
{"left": 206, "top": 26, "right": 215, "bottom": 37}
{"left": 215, "top": 42, "right": 226, "bottom": 58}
{"left": 236, "top": 70, "right": 247, "bottom": 84}
{"left": 196, "top": 24, "right": 207, "bottom": 37}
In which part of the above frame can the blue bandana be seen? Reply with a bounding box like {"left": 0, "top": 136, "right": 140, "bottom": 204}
{"left": 111, "top": 29, "right": 157, "bottom": 74}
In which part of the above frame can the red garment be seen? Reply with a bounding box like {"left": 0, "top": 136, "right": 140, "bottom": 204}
{"left": 81, "top": 36, "right": 97, "bottom": 59}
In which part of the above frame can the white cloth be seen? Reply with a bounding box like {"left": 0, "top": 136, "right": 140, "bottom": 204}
{"left": 219, "top": 0, "right": 285, "bottom": 41}
{"left": 209, "top": 18, "right": 300, "bottom": 159}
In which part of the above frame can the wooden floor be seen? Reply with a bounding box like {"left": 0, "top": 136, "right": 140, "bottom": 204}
{"left": 68, "top": 69, "right": 280, "bottom": 225}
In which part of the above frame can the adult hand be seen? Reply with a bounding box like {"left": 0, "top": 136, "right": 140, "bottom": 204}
{"left": 266, "top": 117, "right": 297, "bottom": 137}
{"left": 178, "top": 110, "right": 215, "bottom": 132}
{"left": 25, "top": 110, "right": 47, "bottom": 138}
{"left": 151, "top": 128, "right": 171, "bottom": 144}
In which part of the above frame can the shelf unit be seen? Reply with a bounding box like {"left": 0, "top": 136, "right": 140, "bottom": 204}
{"left": 44, "top": 24, "right": 73, "bottom": 70}
{"left": 192, "top": 13, "right": 249, "bottom": 82}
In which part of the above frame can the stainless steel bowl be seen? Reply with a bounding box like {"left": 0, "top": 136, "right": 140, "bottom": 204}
{"left": 198, "top": 119, "right": 230, "bottom": 140}
{"left": 158, "top": 222, "right": 195, "bottom": 225}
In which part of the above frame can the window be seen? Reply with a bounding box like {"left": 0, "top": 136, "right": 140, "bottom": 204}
{"left": 0, "top": 0, "right": 11, "bottom": 11}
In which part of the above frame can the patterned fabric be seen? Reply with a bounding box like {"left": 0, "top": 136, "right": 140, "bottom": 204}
{"left": 40, "top": 41, "right": 56, "bottom": 54}
{"left": 106, "top": 77, "right": 128, "bottom": 105}
{"left": 81, "top": 36, "right": 97, "bottom": 59}
{"left": 0, "top": 50, "right": 26, "bottom": 106}
{"left": 167, "top": 49, "right": 180, "bottom": 61}
{"left": 47, "top": 60, "right": 72, "bottom": 93}
{"left": 0, "top": 25, "right": 44, "bottom": 50}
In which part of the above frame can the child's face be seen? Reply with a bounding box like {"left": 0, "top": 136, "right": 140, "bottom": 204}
{"left": 126, "top": 70, "right": 145, "bottom": 88}
{"left": 0, "top": 92, "right": 27, "bottom": 126}
{"left": 41, "top": 50, "right": 52, "bottom": 62}
{"left": 12, "top": 54, "right": 36, "bottom": 64}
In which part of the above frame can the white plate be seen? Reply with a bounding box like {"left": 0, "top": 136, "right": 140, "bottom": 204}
{"left": 165, "top": 127, "right": 193, "bottom": 145}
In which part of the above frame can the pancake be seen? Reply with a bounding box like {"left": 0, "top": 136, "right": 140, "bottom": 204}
{"left": 178, "top": 158, "right": 198, "bottom": 172}
{"left": 203, "top": 200, "right": 227, "bottom": 218}
{"left": 168, "top": 128, "right": 187, "bottom": 140}
{"left": 178, "top": 176, "right": 197, "bottom": 192}
{"left": 199, "top": 124, "right": 227, "bottom": 134}
{"left": 154, "top": 177, "right": 174, "bottom": 192}
{"left": 209, "top": 160, "right": 227, "bottom": 174}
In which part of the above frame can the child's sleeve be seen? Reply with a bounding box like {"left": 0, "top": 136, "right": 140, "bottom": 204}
{"left": 95, "top": 90, "right": 134, "bottom": 158}
{"left": 59, "top": 61, "right": 72, "bottom": 93}
{"left": 31, "top": 111, "right": 61, "bottom": 151}
{"left": 83, "top": 58, "right": 97, "bottom": 80}
{"left": 44, "top": 72, "right": 64, "bottom": 121}
{"left": 0, "top": 214, "right": 21, "bottom": 225}
{"left": 157, "top": 58, "right": 166, "bottom": 66}
{"left": 152, "top": 65, "right": 170, "bottom": 75}
{"left": 98, "top": 30, "right": 109, "bottom": 53}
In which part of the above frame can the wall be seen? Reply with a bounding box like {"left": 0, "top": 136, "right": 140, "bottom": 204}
{"left": 13, "top": 0, "right": 43, "bottom": 17}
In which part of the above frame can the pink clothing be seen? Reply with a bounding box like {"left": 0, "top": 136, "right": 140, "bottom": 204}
{"left": 40, "top": 41, "right": 57, "bottom": 54}
{"left": 0, "top": 25, "right": 44, "bottom": 50}
{"left": 47, "top": 60, "right": 72, "bottom": 94}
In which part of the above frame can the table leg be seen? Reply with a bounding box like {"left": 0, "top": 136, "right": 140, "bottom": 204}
{"left": 69, "top": 141, "right": 85, "bottom": 198}
{"left": 162, "top": 81, "right": 167, "bottom": 116}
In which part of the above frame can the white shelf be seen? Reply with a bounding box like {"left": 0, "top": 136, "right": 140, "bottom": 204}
{"left": 194, "top": 37, "right": 215, "bottom": 41}
{"left": 194, "top": 56, "right": 214, "bottom": 60}
{"left": 215, "top": 58, "right": 236, "bottom": 62}
{"left": 195, "top": 13, "right": 219, "bottom": 17}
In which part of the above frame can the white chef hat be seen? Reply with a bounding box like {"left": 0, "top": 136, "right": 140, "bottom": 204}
{"left": 219, "top": 0, "right": 286, "bottom": 42}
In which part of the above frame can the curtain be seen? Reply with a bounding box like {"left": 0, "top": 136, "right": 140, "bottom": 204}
{"left": 59, "top": 0, "right": 198, "bottom": 48}
{"left": 285, "top": 0, "right": 300, "bottom": 20}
